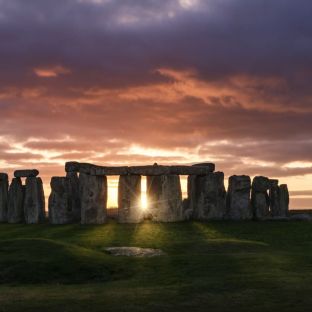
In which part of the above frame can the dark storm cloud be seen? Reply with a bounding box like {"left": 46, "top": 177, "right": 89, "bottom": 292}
{"left": 0, "top": 0, "right": 312, "bottom": 96}
{"left": 0, "top": 0, "right": 312, "bottom": 205}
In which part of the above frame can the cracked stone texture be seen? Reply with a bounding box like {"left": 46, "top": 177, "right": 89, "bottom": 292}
{"left": 146, "top": 175, "right": 183, "bottom": 222}
{"left": 24, "top": 177, "right": 45, "bottom": 224}
{"left": 188, "top": 172, "right": 226, "bottom": 220}
{"left": 80, "top": 173, "right": 107, "bottom": 224}
{"left": 226, "top": 175, "right": 252, "bottom": 220}
{"left": 8, "top": 177, "right": 24, "bottom": 223}
{"left": 118, "top": 175, "right": 143, "bottom": 223}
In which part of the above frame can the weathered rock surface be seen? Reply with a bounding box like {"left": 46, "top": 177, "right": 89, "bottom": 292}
{"left": 226, "top": 175, "right": 252, "bottom": 220}
{"left": 7, "top": 178, "right": 24, "bottom": 223}
{"left": 147, "top": 175, "right": 183, "bottom": 222}
{"left": 66, "top": 162, "right": 215, "bottom": 176}
{"left": 65, "top": 161, "right": 80, "bottom": 173}
{"left": 104, "top": 247, "right": 166, "bottom": 257}
{"left": 251, "top": 176, "right": 270, "bottom": 220}
{"left": 24, "top": 177, "right": 45, "bottom": 224}
{"left": 66, "top": 172, "right": 81, "bottom": 222}
{"left": 279, "top": 184, "right": 289, "bottom": 217}
{"left": 118, "top": 175, "right": 143, "bottom": 223}
{"left": 269, "top": 179, "right": 280, "bottom": 217}
{"left": 80, "top": 173, "right": 107, "bottom": 224}
{"left": 188, "top": 172, "right": 226, "bottom": 220}
{"left": 170, "top": 165, "right": 215, "bottom": 175}
{"left": 0, "top": 173, "right": 9, "bottom": 222}
{"left": 91, "top": 166, "right": 129, "bottom": 176}
{"left": 49, "top": 177, "right": 78, "bottom": 224}
{"left": 14, "top": 169, "right": 39, "bottom": 178}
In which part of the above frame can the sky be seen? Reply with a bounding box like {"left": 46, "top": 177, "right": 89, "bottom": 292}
{"left": 0, "top": 0, "right": 311, "bottom": 208}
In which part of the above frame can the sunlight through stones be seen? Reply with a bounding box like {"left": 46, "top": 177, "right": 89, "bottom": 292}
{"left": 0, "top": 162, "right": 291, "bottom": 224}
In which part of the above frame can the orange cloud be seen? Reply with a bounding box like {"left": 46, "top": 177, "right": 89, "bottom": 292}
{"left": 33, "top": 65, "right": 71, "bottom": 78}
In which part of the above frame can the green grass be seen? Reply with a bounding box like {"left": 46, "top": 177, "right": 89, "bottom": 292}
{"left": 1, "top": 221, "right": 312, "bottom": 311}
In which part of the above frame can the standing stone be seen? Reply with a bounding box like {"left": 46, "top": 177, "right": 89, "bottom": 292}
{"left": 226, "top": 175, "right": 252, "bottom": 220}
{"left": 279, "top": 184, "right": 289, "bottom": 217}
{"left": 80, "top": 173, "right": 107, "bottom": 224}
{"left": 49, "top": 177, "right": 74, "bottom": 224}
{"left": 147, "top": 175, "right": 183, "bottom": 222}
{"left": 7, "top": 178, "right": 24, "bottom": 223}
{"left": 118, "top": 175, "right": 142, "bottom": 223}
{"left": 251, "top": 176, "right": 270, "bottom": 220}
{"left": 0, "top": 173, "right": 9, "bottom": 223}
{"left": 188, "top": 172, "right": 226, "bottom": 220}
{"left": 24, "top": 177, "right": 45, "bottom": 224}
{"left": 66, "top": 172, "right": 81, "bottom": 222}
{"left": 269, "top": 179, "right": 280, "bottom": 217}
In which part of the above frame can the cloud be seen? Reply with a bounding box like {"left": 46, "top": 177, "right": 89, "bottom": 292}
{"left": 34, "top": 65, "right": 71, "bottom": 78}
{"left": 0, "top": 0, "right": 311, "bottom": 207}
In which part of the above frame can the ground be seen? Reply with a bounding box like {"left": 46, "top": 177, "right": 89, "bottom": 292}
{"left": 0, "top": 221, "right": 312, "bottom": 311}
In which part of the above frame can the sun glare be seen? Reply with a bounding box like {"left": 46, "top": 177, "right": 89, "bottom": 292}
{"left": 141, "top": 176, "right": 148, "bottom": 210}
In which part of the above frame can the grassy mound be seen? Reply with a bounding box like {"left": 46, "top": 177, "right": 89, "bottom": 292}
{"left": 0, "top": 221, "right": 312, "bottom": 311}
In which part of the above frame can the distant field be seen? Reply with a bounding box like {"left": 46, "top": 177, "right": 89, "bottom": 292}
{"left": 1, "top": 221, "right": 312, "bottom": 311}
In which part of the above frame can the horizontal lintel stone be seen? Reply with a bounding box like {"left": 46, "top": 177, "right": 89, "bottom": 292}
{"left": 14, "top": 169, "right": 39, "bottom": 178}
{"left": 65, "top": 162, "right": 216, "bottom": 176}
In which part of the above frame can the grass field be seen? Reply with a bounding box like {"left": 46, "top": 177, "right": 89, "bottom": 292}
{"left": 1, "top": 221, "right": 312, "bottom": 311}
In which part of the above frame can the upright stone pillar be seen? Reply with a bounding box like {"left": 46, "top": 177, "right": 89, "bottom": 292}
{"left": 147, "top": 175, "right": 183, "bottom": 222}
{"left": 118, "top": 175, "right": 142, "bottom": 223}
{"left": 251, "top": 176, "right": 270, "bottom": 220}
{"left": 226, "top": 175, "right": 252, "bottom": 220}
{"left": 279, "top": 184, "right": 289, "bottom": 217}
{"left": 80, "top": 173, "right": 107, "bottom": 224}
{"left": 0, "top": 173, "right": 9, "bottom": 223}
{"left": 269, "top": 179, "right": 280, "bottom": 217}
{"left": 24, "top": 177, "right": 45, "bottom": 224}
{"left": 66, "top": 172, "right": 81, "bottom": 222}
{"left": 188, "top": 172, "right": 226, "bottom": 220}
{"left": 7, "top": 178, "right": 24, "bottom": 223}
{"left": 49, "top": 177, "right": 76, "bottom": 224}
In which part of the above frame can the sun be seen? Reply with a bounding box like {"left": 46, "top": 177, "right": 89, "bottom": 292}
{"left": 141, "top": 176, "right": 148, "bottom": 210}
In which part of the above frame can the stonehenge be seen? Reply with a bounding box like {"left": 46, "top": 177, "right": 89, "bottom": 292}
{"left": 0, "top": 162, "right": 292, "bottom": 224}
